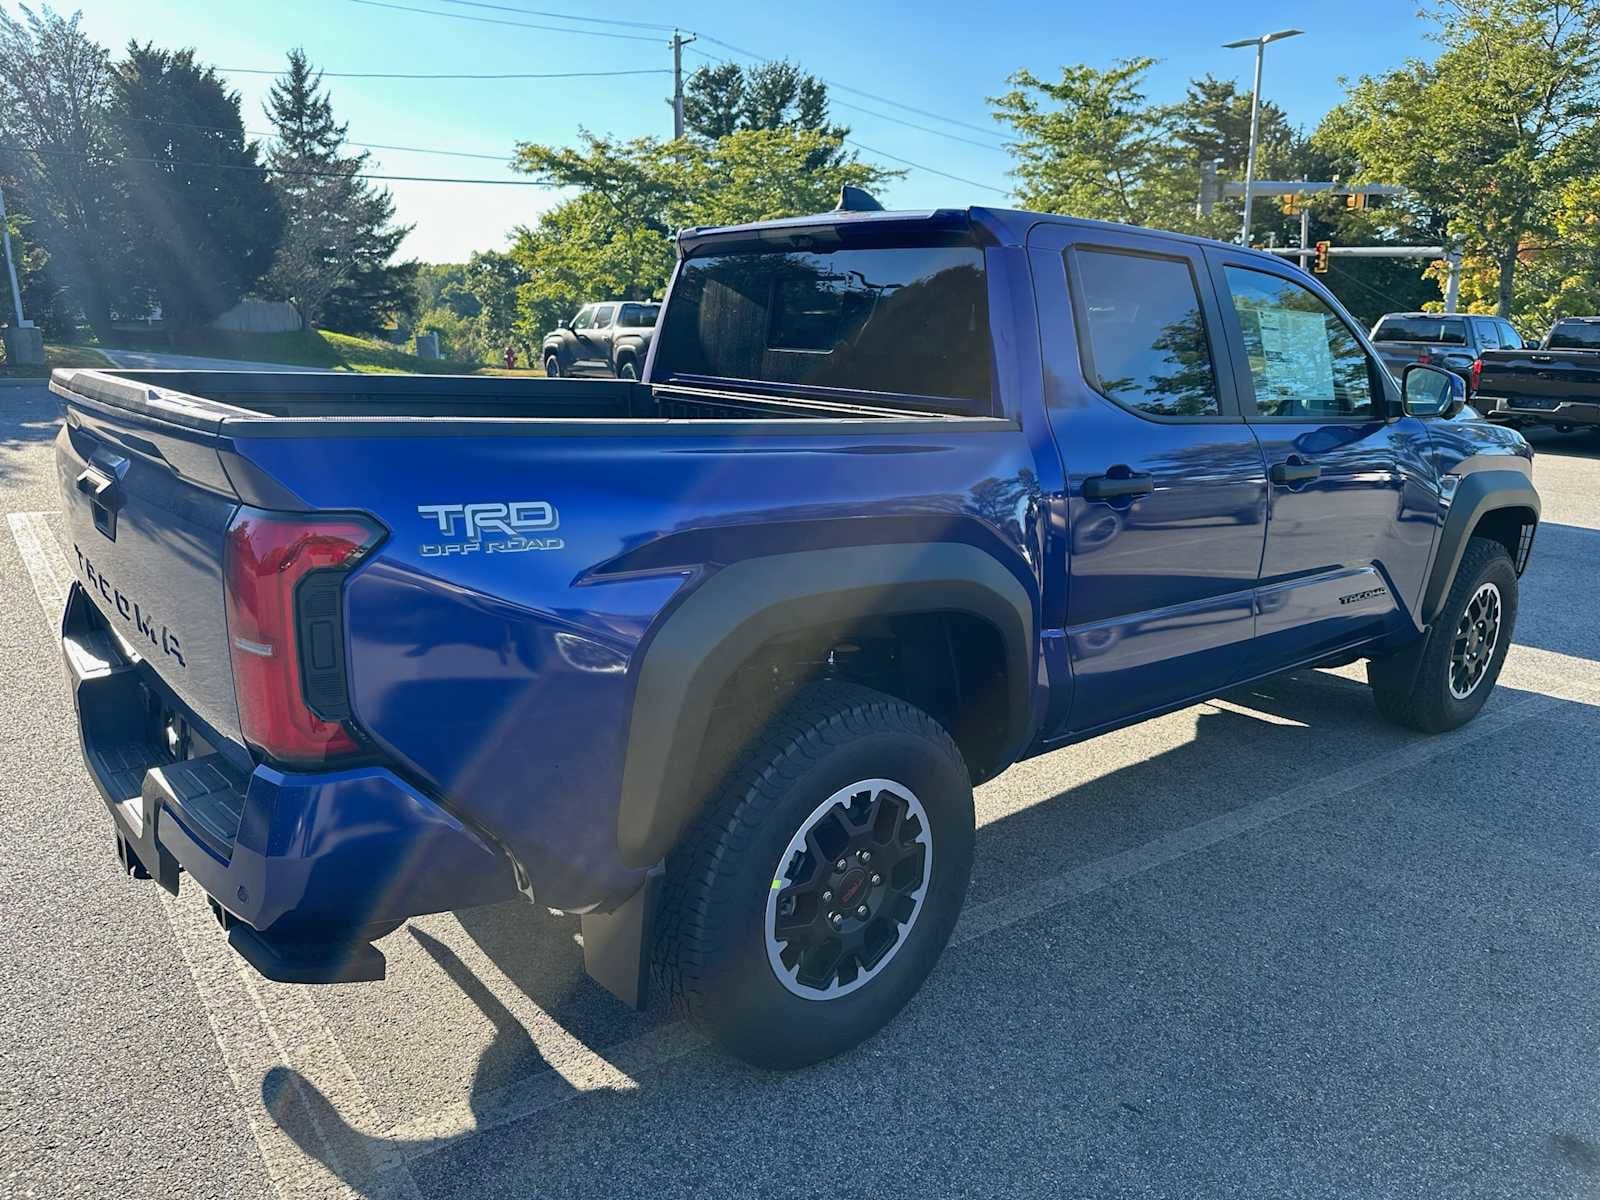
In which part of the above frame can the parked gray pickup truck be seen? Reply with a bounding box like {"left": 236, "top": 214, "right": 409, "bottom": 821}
{"left": 541, "top": 300, "right": 659, "bottom": 380}
{"left": 1369, "top": 311, "right": 1524, "bottom": 383}
{"left": 1476, "top": 316, "right": 1600, "bottom": 432}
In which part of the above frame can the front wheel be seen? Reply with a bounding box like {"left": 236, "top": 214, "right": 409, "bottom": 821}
{"left": 1369, "top": 536, "right": 1518, "bottom": 732}
{"left": 617, "top": 359, "right": 638, "bottom": 380}
{"left": 656, "top": 681, "right": 974, "bottom": 1069}
{"left": 544, "top": 354, "right": 562, "bottom": 378}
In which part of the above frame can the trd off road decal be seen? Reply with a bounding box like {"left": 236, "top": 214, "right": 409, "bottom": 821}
{"left": 416, "top": 502, "right": 564, "bottom": 557}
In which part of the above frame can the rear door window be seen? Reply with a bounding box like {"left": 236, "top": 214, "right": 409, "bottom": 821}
{"left": 1070, "top": 248, "right": 1221, "bottom": 417}
{"left": 652, "top": 243, "right": 994, "bottom": 412}
{"left": 593, "top": 304, "right": 616, "bottom": 330}
{"left": 1476, "top": 318, "right": 1501, "bottom": 350}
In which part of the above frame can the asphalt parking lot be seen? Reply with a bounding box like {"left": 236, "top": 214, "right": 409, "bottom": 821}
{"left": 3, "top": 380, "right": 1598, "bottom": 1199}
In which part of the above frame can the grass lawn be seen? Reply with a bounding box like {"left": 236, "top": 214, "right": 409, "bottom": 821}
{"left": 102, "top": 328, "right": 544, "bottom": 375}
{"left": 0, "top": 342, "right": 113, "bottom": 379}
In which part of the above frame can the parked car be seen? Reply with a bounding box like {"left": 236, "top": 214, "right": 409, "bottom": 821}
{"left": 541, "top": 300, "right": 659, "bottom": 379}
{"left": 51, "top": 199, "right": 1539, "bottom": 1070}
{"left": 1369, "top": 311, "right": 1524, "bottom": 383}
{"left": 1475, "top": 316, "right": 1600, "bottom": 432}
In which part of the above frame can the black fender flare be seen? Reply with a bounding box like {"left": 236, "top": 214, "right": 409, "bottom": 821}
{"left": 616, "top": 543, "right": 1036, "bottom": 868}
{"left": 1420, "top": 464, "right": 1539, "bottom": 625}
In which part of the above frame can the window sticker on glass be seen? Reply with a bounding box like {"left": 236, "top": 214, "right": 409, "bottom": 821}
{"left": 1249, "top": 308, "right": 1334, "bottom": 408}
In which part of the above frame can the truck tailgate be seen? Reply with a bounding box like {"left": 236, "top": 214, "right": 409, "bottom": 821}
{"left": 55, "top": 380, "right": 245, "bottom": 752}
{"left": 1478, "top": 348, "right": 1600, "bottom": 406}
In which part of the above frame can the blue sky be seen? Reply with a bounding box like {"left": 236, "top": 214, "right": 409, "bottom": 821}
{"left": 48, "top": 0, "right": 1436, "bottom": 261}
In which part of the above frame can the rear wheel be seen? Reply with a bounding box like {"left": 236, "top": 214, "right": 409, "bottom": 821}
{"left": 544, "top": 354, "right": 562, "bottom": 378}
{"left": 656, "top": 681, "right": 974, "bottom": 1069}
{"left": 617, "top": 358, "right": 638, "bottom": 380}
{"left": 1369, "top": 536, "right": 1517, "bottom": 732}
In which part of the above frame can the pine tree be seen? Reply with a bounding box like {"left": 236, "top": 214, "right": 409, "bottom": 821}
{"left": 114, "top": 43, "right": 283, "bottom": 329}
{"left": 261, "top": 49, "right": 415, "bottom": 332}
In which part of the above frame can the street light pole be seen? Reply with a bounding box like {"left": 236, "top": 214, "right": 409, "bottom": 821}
{"left": 1223, "top": 28, "right": 1303, "bottom": 246}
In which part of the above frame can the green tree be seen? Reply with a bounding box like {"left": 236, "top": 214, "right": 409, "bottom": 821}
{"left": 508, "top": 127, "right": 894, "bottom": 339}
{"left": 112, "top": 44, "right": 282, "bottom": 330}
{"left": 1323, "top": 0, "right": 1600, "bottom": 317}
{"left": 684, "top": 59, "right": 841, "bottom": 139}
{"left": 261, "top": 49, "right": 417, "bottom": 333}
{"left": 0, "top": 4, "right": 140, "bottom": 338}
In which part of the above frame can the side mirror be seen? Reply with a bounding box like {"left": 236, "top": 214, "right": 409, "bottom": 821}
{"left": 1401, "top": 362, "right": 1466, "bottom": 418}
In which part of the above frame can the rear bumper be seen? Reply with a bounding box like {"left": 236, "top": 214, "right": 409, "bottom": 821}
{"left": 1480, "top": 396, "right": 1600, "bottom": 426}
{"left": 63, "top": 583, "right": 519, "bottom": 976}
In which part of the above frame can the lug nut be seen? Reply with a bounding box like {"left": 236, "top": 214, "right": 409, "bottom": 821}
{"left": 870, "top": 873, "right": 882, "bottom": 886}
{"left": 822, "top": 890, "right": 833, "bottom": 902}
{"left": 857, "top": 849, "right": 872, "bottom": 863}
{"left": 829, "top": 912, "right": 843, "bottom": 927}
{"left": 855, "top": 905, "right": 868, "bottom": 917}
{"left": 836, "top": 858, "right": 848, "bottom": 872}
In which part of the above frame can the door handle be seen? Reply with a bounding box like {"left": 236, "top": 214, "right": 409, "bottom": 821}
{"left": 1269, "top": 460, "right": 1321, "bottom": 485}
{"left": 1530, "top": 353, "right": 1553, "bottom": 362}
{"left": 1082, "top": 472, "right": 1155, "bottom": 500}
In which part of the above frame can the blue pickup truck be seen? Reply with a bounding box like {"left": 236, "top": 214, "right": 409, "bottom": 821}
{"left": 52, "top": 200, "right": 1539, "bottom": 1069}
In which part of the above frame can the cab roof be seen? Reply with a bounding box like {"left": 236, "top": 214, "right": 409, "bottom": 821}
{"left": 676, "top": 205, "right": 1293, "bottom": 266}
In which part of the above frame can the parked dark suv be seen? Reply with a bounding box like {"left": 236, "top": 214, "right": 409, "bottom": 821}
{"left": 1370, "top": 311, "right": 1525, "bottom": 383}
{"left": 542, "top": 300, "right": 659, "bottom": 379}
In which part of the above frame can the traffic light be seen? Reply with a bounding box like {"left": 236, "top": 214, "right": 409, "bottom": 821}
{"left": 1313, "top": 241, "right": 1331, "bottom": 273}
{"left": 1345, "top": 192, "right": 1368, "bottom": 211}
{"left": 1280, "top": 193, "right": 1302, "bottom": 216}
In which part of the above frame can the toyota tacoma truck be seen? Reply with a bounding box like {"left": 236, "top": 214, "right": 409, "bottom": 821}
{"left": 541, "top": 299, "right": 659, "bottom": 380}
{"left": 1475, "top": 316, "right": 1600, "bottom": 432}
{"left": 52, "top": 198, "right": 1539, "bottom": 1069}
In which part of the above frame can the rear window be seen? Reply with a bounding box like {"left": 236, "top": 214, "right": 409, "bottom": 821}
{"left": 620, "top": 303, "right": 659, "bottom": 327}
{"left": 1371, "top": 316, "right": 1468, "bottom": 345}
{"left": 652, "top": 244, "right": 993, "bottom": 412}
{"left": 1546, "top": 322, "right": 1600, "bottom": 350}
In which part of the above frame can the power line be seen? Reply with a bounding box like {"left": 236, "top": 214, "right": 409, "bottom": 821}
{"left": 217, "top": 66, "right": 669, "bottom": 80}
{"left": 695, "top": 33, "right": 1002, "bottom": 140}
{"left": 341, "top": 0, "right": 663, "bottom": 42}
{"left": 827, "top": 99, "right": 1006, "bottom": 153}
{"left": 428, "top": 0, "right": 678, "bottom": 32}
{"left": 844, "top": 138, "right": 1009, "bottom": 196}
{"left": 117, "top": 112, "right": 515, "bottom": 163}
{"left": 1, "top": 143, "right": 558, "bottom": 186}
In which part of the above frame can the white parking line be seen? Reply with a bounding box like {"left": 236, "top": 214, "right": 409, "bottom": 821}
{"left": 12, "top": 505, "right": 1599, "bottom": 1183}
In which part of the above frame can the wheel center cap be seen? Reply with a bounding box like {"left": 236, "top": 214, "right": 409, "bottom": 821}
{"left": 835, "top": 868, "right": 869, "bottom": 910}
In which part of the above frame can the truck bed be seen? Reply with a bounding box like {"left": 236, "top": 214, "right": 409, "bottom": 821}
{"left": 55, "top": 369, "right": 996, "bottom": 429}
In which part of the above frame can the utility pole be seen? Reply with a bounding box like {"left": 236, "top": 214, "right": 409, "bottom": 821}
{"left": 0, "top": 184, "right": 24, "bottom": 327}
{"left": 1223, "top": 28, "right": 1304, "bottom": 246}
{"left": 669, "top": 29, "right": 697, "bottom": 140}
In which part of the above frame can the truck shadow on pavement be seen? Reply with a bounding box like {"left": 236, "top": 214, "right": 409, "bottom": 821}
{"left": 260, "top": 668, "right": 1600, "bottom": 1198}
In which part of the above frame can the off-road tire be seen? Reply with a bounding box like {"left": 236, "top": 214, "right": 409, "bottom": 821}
{"left": 1369, "top": 537, "right": 1517, "bottom": 733}
{"left": 655, "top": 681, "right": 974, "bottom": 1069}
{"left": 544, "top": 354, "right": 562, "bottom": 378}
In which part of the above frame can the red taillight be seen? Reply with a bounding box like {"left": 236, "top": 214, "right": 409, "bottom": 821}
{"left": 1418, "top": 350, "right": 1431, "bottom": 365}
{"left": 224, "top": 508, "right": 383, "bottom": 766}
{"left": 1469, "top": 357, "right": 1483, "bottom": 395}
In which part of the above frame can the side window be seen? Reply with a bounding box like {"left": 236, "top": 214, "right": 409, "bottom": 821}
{"left": 619, "top": 304, "right": 641, "bottom": 326}
{"left": 572, "top": 306, "right": 595, "bottom": 331}
{"left": 1498, "top": 321, "right": 1524, "bottom": 350}
{"left": 593, "top": 304, "right": 616, "bottom": 329}
{"left": 1071, "top": 248, "right": 1221, "bottom": 417}
{"left": 1476, "top": 318, "right": 1501, "bottom": 350}
{"left": 1221, "top": 267, "right": 1375, "bottom": 419}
